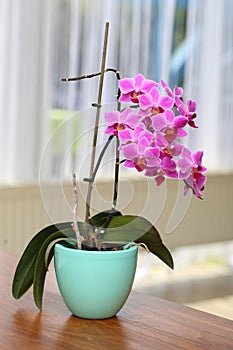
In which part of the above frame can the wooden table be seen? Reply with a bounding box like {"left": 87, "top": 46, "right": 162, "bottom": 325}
{"left": 1, "top": 251, "right": 232, "bottom": 350}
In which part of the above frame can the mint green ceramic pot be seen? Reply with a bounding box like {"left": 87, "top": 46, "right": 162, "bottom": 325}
{"left": 54, "top": 243, "right": 138, "bottom": 319}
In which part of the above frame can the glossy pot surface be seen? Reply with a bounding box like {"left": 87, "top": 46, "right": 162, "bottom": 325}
{"left": 54, "top": 243, "right": 138, "bottom": 319}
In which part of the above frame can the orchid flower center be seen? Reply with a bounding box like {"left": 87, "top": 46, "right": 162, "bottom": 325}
{"left": 130, "top": 91, "right": 141, "bottom": 103}
{"left": 163, "top": 148, "right": 171, "bottom": 155}
{"left": 117, "top": 124, "right": 124, "bottom": 131}
{"left": 138, "top": 156, "right": 145, "bottom": 165}
{"left": 152, "top": 106, "right": 164, "bottom": 115}
{"left": 166, "top": 126, "right": 176, "bottom": 135}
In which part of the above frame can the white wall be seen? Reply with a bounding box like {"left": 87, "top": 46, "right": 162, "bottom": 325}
{"left": 1, "top": 172, "right": 232, "bottom": 254}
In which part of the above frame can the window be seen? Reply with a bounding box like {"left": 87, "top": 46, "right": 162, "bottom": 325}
{"left": 0, "top": 0, "right": 232, "bottom": 183}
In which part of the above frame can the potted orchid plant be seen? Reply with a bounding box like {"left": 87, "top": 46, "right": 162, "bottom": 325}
{"left": 12, "top": 23, "right": 206, "bottom": 319}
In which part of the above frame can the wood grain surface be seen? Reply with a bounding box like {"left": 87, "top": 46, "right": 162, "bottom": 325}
{"left": 1, "top": 250, "right": 232, "bottom": 350}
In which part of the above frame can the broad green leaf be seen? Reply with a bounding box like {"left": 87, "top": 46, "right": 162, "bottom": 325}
{"left": 136, "top": 232, "right": 174, "bottom": 269}
{"left": 33, "top": 228, "right": 75, "bottom": 310}
{"left": 102, "top": 215, "right": 162, "bottom": 244}
{"left": 12, "top": 222, "right": 72, "bottom": 300}
{"left": 44, "top": 237, "right": 77, "bottom": 269}
{"left": 90, "top": 209, "right": 122, "bottom": 227}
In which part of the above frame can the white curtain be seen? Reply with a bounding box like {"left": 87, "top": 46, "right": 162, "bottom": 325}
{"left": 0, "top": 0, "right": 51, "bottom": 182}
{"left": 185, "top": 0, "right": 233, "bottom": 169}
{"left": 2, "top": 0, "right": 232, "bottom": 183}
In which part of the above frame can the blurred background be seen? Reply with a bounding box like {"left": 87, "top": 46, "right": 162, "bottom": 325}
{"left": 0, "top": 0, "right": 232, "bottom": 319}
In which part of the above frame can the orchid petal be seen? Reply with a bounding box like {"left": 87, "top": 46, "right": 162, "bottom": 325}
{"left": 182, "top": 147, "right": 191, "bottom": 158}
{"left": 138, "top": 136, "right": 150, "bottom": 149}
{"left": 105, "top": 111, "right": 119, "bottom": 125}
{"left": 165, "top": 170, "right": 178, "bottom": 179}
{"left": 145, "top": 167, "right": 158, "bottom": 177}
{"left": 192, "top": 151, "right": 204, "bottom": 165}
{"left": 124, "top": 160, "right": 136, "bottom": 168}
{"left": 121, "top": 143, "right": 139, "bottom": 160}
{"left": 174, "top": 86, "right": 183, "bottom": 97}
{"left": 156, "top": 132, "right": 168, "bottom": 147}
{"left": 133, "top": 126, "right": 145, "bottom": 139}
{"left": 145, "top": 147, "right": 160, "bottom": 159}
{"left": 118, "top": 129, "right": 133, "bottom": 142}
{"left": 172, "top": 141, "right": 184, "bottom": 155}
{"left": 105, "top": 126, "right": 116, "bottom": 135}
{"left": 165, "top": 134, "right": 177, "bottom": 144}
{"left": 138, "top": 108, "right": 151, "bottom": 118}
{"left": 138, "top": 94, "right": 152, "bottom": 109}
{"left": 149, "top": 87, "right": 160, "bottom": 103}
{"left": 164, "top": 109, "right": 175, "bottom": 123}
{"left": 187, "top": 100, "right": 196, "bottom": 112}
{"left": 163, "top": 156, "right": 176, "bottom": 171}
{"left": 173, "top": 115, "right": 187, "bottom": 128}
{"left": 179, "top": 169, "right": 191, "bottom": 179}
{"left": 177, "top": 157, "right": 191, "bottom": 172}
{"left": 119, "top": 93, "right": 132, "bottom": 102}
{"left": 195, "top": 173, "right": 206, "bottom": 187}
{"left": 155, "top": 175, "right": 165, "bottom": 186}
{"left": 161, "top": 80, "right": 173, "bottom": 97}
{"left": 175, "top": 97, "right": 187, "bottom": 114}
{"left": 152, "top": 114, "right": 167, "bottom": 131}
{"left": 134, "top": 74, "right": 144, "bottom": 89}
{"left": 125, "top": 112, "right": 140, "bottom": 126}
{"left": 120, "top": 107, "right": 132, "bottom": 120}
{"left": 188, "top": 120, "right": 198, "bottom": 128}
{"left": 119, "top": 78, "right": 135, "bottom": 93}
{"left": 177, "top": 129, "right": 188, "bottom": 137}
{"left": 159, "top": 96, "right": 174, "bottom": 109}
{"left": 141, "top": 79, "right": 158, "bottom": 92}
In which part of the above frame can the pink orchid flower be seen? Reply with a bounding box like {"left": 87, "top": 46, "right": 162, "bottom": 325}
{"left": 105, "top": 107, "right": 140, "bottom": 136}
{"left": 145, "top": 153, "right": 178, "bottom": 186}
{"left": 104, "top": 74, "right": 207, "bottom": 199}
{"left": 119, "top": 127, "right": 160, "bottom": 172}
{"left": 152, "top": 109, "right": 188, "bottom": 143}
{"left": 119, "top": 74, "right": 158, "bottom": 103}
{"left": 175, "top": 97, "right": 198, "bottom": 128}
{"left": 178, "top": 148, "right": 207, "bottom": 198}
{"left": 161, "top": 79, "right": 183, "bottom": 100}
{"left": 156, "top": 132, "right": 184, "bottom": 157}
{"left": 138, "top": 86, "right": 174, "bottom": 118}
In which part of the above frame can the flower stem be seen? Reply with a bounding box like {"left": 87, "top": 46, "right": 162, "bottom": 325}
{"left": 101, "top": 137, "right": 120, "bottom": 231}
{"left": 72, "top": 172, "right": 83, "bottom": 249}
{"left": 83, "top": 135, "right": 113, "bottom": 225}
{"left": 112, "top": 137, "right": 120, "bottom": 208}
{"left": 112, "top": 93, "right": 122, "bottom": 207}
{"left": 60, "top": 68, "right": 120, "bottom": 83}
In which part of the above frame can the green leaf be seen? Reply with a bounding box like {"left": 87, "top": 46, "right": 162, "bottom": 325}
{"left": 33, "top": 228, "right": 75, "bottom": 310}
{"left": 12, "top": 222, "right": 72, "bottom": 300}
{"left": 44, "top": 237, "right": 77, "bottom": 269}
{"left": 135, "top": 232, "right": 174, "bottom": 269}
{"left": 102, "top": 215, "right": 162, "bottom": 244}
{"left": 101, "top": 214, "right": 174, "bottom": 269}
{"left": 90, "top": 209, "right": 122, "bottom": 227}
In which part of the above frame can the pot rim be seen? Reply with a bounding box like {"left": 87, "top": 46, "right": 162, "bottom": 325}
{"left": 55, "top": 241, "right": 138, "bottom": 256}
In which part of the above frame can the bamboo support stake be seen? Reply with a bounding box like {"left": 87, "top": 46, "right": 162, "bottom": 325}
{"left": 90, "top": 21, "right": 109, "bottom": 176}
{"left": 85, "top": 22, "right": 109, "bottom": 222}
